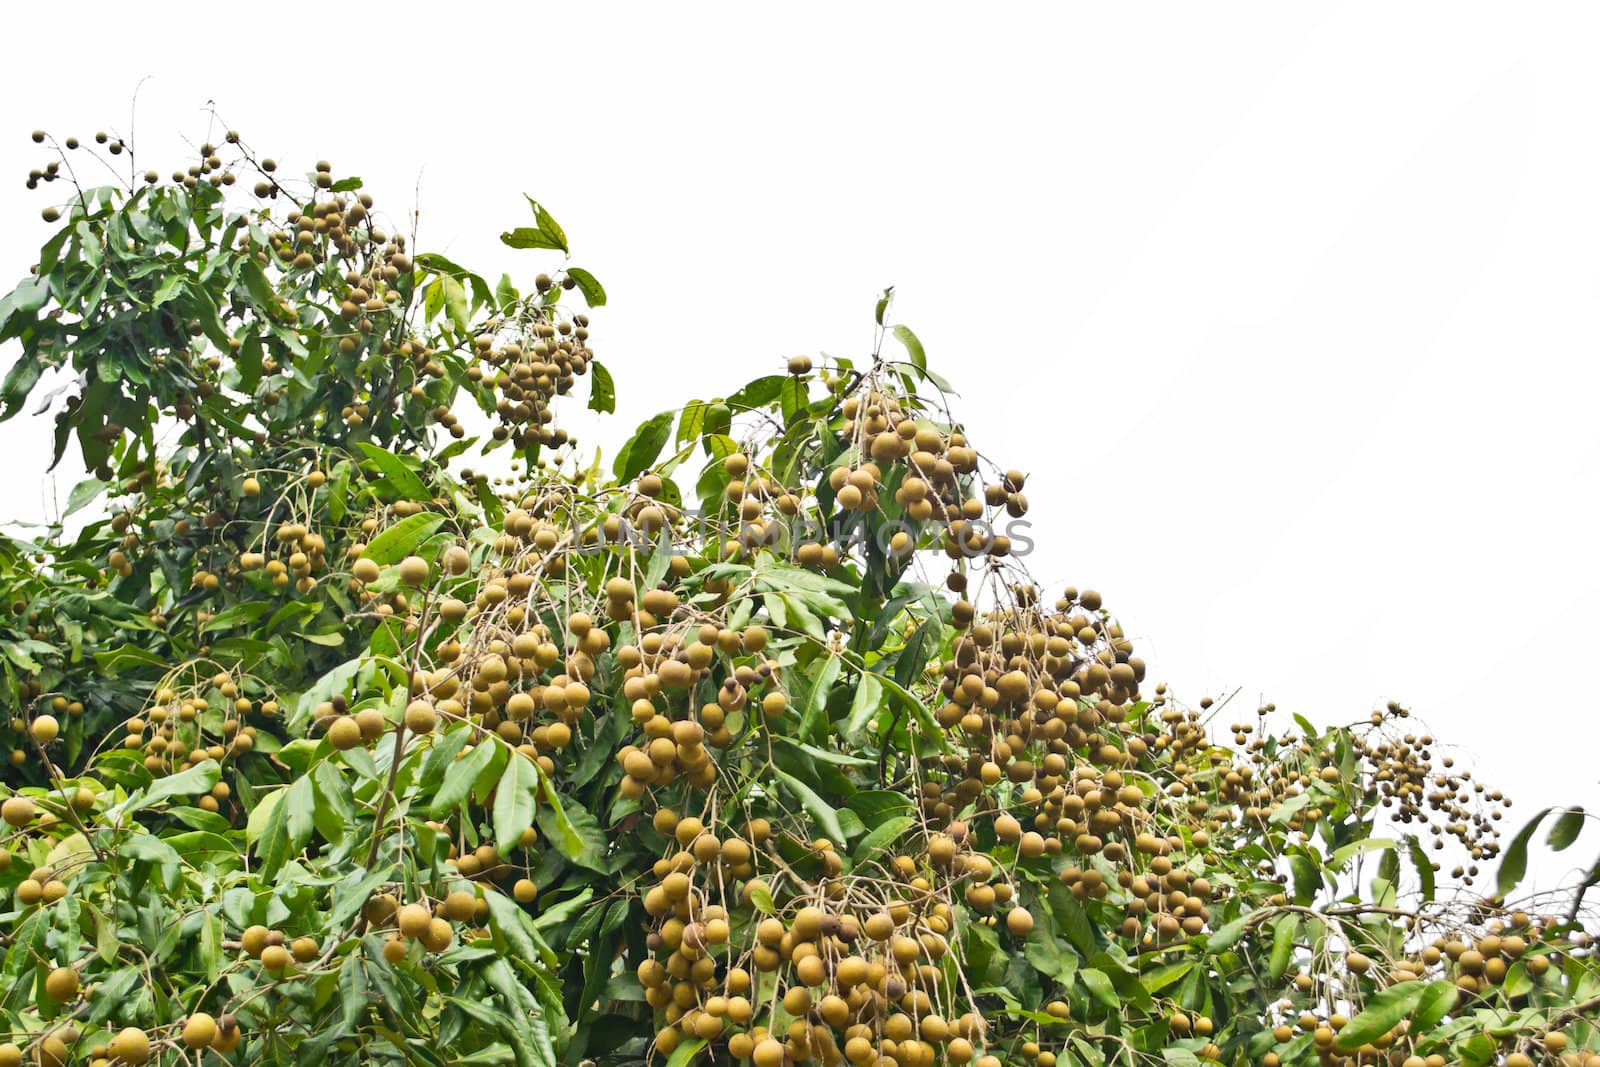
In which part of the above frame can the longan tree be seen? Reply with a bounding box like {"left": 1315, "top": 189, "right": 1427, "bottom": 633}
{"left": 0, "top": 122, "right": 1597, "bottom": 1067}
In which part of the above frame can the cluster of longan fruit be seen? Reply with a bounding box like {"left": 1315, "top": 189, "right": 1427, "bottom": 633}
{"left": 125, "top": 679, "right": 273, "bottom": 780}
{"left": 239, "top": 508, "right": 331, "bottom": 596}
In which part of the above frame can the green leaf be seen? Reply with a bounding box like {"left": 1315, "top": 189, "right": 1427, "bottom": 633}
{"left": 1268, "top": 914, "right": 1298, "bottom": 980}
{"left": 284, "top": 773, "right": 316, "bottom": 855}
{"left": 130, "top": 760, "right": 221, "bottom": 813}
{"left": 501, "top": 228, "right": 563, "bottom": 251}
{"left": 329, "top": 866, "right": 396, "bottom": 929}
{"left": 430, "top": 739, "right": 498, "bottom": 818}
{"left": 587, "top": 360, "right": 616, "bottom": 414}
{"left": 495, "top": 273, "right": 520, "bottom": 310}
{"left": 613, "top": 411, "right": 675, "bottom": 482}
{"left": 1409, "top": 980, "right": 1458, "bottom": 1035}
{"left": 291, "top": 658, "right": 362, "bottom": 731}
{"left": 440, "top": 275, "right": 470, "bottom": 335}
{"left": 567, "top": 267, "right": 606, "bottom": 307}
{"left": 842, "top": 672, "right": 885, "bottom": 743}
{"left": 1329, "top": 837, "right": 1396, "bottom": 868}
{"left": 532, "top": 888, "right": 595, "bottom": 932}
{"left": 895, "top": 615, "right": 941, "bottom": 689}
{"left": 666, "top": 1037, "right": 707, "bottom": 1067}
{"left": 1548, "top": 807, "right": 1586, "bottom": 851}
{"left": 891, "top": 324, "right": 926, "bottom": 369}
{"left": 775, "top": 768, "right": 851, "bottom": 845}
{"left": 875, "top": 286, "right": 893, "bottom": 326}
{"left": 798, "top": 652, "right": 842, "bottom": 743}
{"left": 535, "top": 779, "right": 609, "bottom": 872}
{"left": 499, "top": 196, "right": 569, "bottom": 253}
{"left": 363, "top": 512, "right": 447, "bottom": 566}
{"left": 1496, "top": 807, "right": 1552, "bottom": 897}
{"left": 93, "top": 643, "right": 168, "bottom": 675}
{"left": 62, "top": 477, "right": 106, "bottom": 519}
{"left": 1078, "top": 967, "right": 1119, "bottom": 1011}
{"left": 1139, "top": 960, "right": 1194, "bottom": 994}
{"left": 727, "top": 375, "right": 787, "bottom": 411}
{"left": 1024, "top": 922, "right": 1077, "bottom": 984}
{"left": 845, "top": 791, "right": 913, "bottom": 827}
{"left": 853, "top": 816, "right": 915, "bottom": 864}
{"left": 748, "top": 882, "right": 775, "bottom": 914}
{"left": 1405, "top": 835, "right": 1436, "bottom": 903}
{"left": 493, "top": 753, "right": 540, "bottom": 856}
{"left": 356, "top": 443, "right": 432, "bottom": 502}
{"left": 1205, "top": 914, "right": 1248, "bottom": 953}
{"left": 1335, "top": 980, "right": 1426, "bottom": 1050}
{"left": 483, "top": 889, "right": 548, "bottom": 968}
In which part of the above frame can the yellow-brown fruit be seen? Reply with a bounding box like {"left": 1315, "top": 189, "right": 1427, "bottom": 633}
{"left": 398, "top": 903, "right": 432, "bottom": 938}
{"left": 30, "top": 715, "right": 59, "bottom": 743}
{"left": 1, "top": 796, "right": 35, "bottom": 826}
{"left": 352, "top": 557, "right": 381, "bottom": 583}
{"left": 397, "top": 555, "right": 429, "bottom": 586}
{"left": 404, "top": 700, "right": 438, "bottom": 734}
{"left": 109, "top": 1027, "right": 152, "bottom": 1064}
{"left": 240, "top": 925, "right": 269, "bottom": 957}
{"left": 0, "top": 1044, "right": 18, "bottom": 1067}
{"left": 292, "top": 936, "right": 320, "bottom": 962}
{"left": 383, "top": 937, "right": 408, "bottom": 963}
{"left": 422, "top": 916, "right": 454, "bottom": 953}
{"left": 242, "top": 476, "right": 261, "bottom": 497}
{"left": 261, "top": 944, "right": 292, "bottom": 972}
{"left": 182, "top": 1013, "right": 218, "bottom": 1049}
{"left": 865, "top": 912, "right": 895, "bottom": 941}
{"left": 514, "top": 879, "right": 538, "bottom": 904}
{"left": 327, "top": 715, "right": 362, "bottom": 750}
{"left": 443, "top": 890, "right": 478, "bottom": 921}
{"left": 1006, "top": 908, "right": 1035, "bottom": 936}
{"left": 44, "top": 966, "right": 79, "bottom": 1002}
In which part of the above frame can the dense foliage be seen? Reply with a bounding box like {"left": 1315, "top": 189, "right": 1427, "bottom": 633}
{"left": 0, "top": 125, "right": 1597, "bottom": 1067}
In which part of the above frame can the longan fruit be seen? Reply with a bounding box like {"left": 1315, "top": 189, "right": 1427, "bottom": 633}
{"left": 421, "top": 917, "right": 454, "bottom": 953}
{"left": 44, "top": 965, "right": 79, "bottom": 1002}
{"left": 1, "top": 796, "right": 35, "bottom": 827}
{"left": 397, "top": 555, "right": 429, "bottom": 586}
{"left": 327, "top": 715, "right": 362, "bottom": 750}
{"left": 183, "top": 1013, "right": 218, "bottom": 1049}
{"left": 397, "top": 903, "right": 432, "bottom": 938}
{"left": 240, "top": 925, "right": 269, "bottom": 957}
{"left": 109, "top": 1028, "right": 151, "bottom": 1065}
{"left": 404, "top": 700, "right": 438, "bottom": 735}
{"left": 442, "top": 890, "right": 477, "bottom": 922}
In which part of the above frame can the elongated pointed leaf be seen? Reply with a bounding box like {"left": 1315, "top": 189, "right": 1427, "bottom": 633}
{"left": 567, "top": 267, "right": 606, "bottom": 307}
{"left": 1549, "top": 807, "right": 1586, "bottom": 851}
{"left": 1336, "top": 981, "right": 1426, "bottom": 1050}
{"left": 363, "top": 512, "right": 446, "bottom": 566}
{"left": 1496, "top": 807, "right": 1552, "bottom": 897}
{"left": 492, "top": 753, "right": 540, "bottom": 856}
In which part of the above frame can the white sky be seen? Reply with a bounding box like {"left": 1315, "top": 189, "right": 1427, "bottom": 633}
{"left": 3, "top": 3, "right": 1597, "bottom": 885}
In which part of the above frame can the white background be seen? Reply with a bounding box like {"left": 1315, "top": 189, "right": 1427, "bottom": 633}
{"left": 2, "top": 4, "right": 1597, "bottom": 886}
